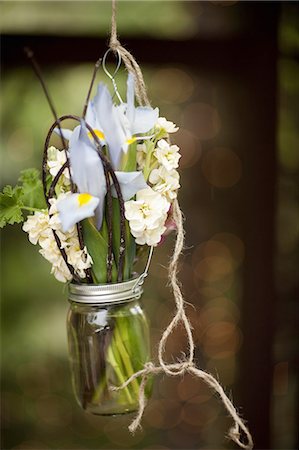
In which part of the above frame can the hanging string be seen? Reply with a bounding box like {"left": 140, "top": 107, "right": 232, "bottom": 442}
{"left": 108, "top": 2, "right": 253, "bottom": 448}
{"left": 109, "top": 0, "right": 150, "bottom": 106}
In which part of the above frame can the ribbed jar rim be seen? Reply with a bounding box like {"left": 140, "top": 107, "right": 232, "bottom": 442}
{"left": 68, "top": 275, "right": 143, "bottom": 305}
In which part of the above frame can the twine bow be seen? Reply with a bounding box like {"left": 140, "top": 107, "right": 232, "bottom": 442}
{"left": 108, "top": 3, "right": 254, "bottom": 448}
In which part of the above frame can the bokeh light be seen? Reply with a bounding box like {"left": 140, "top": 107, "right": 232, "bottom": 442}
{"left": 202, "top": 321, "right": 242, "bottom": 359}
{"left": 151, "top": 68, "right": 194, "bottom": 104}
{"left": 211, "top": 232, "right": 245, "bottom": 268}
{"left": 174, "top": 127, "right": 201, "bottom": 169}
{"left": 194, "top": 255, "right": 233, "bottom": 282}
{"left": 145, "top": 399, "right": 181, "bottom": 429}
{"left": 181, "top": 397, "right": 220, "bottom": 427}
{"left": 182, "top": 102, "right": 221, "bottom": 140}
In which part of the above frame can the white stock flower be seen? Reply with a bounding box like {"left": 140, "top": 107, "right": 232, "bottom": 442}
{"left": 154, "top": 139, "right": 181, "bottom": 171}
{"left": 47, "top": 146, "right": 70, "bottom": 186}
{"left": 67, "top": 245, "right": 93, "bottom": 278}
{"left": 51, "top": 261, "right": 73, "bottom": 283}
{"left": 23, "top": 196, "right": 93, "bottom": 283}
{"left": 125, "top": 187, "right": 170, "bottom": 246}
{"left": 22, "top": 211, "right": 51, "bottom": 245}
{"left": 156, "top": 117, "right": 179, "bottom": 134}
{"left": 149, "top": 166, "right": 180, "bottom": 201}
{"left": 39, "top": 236, "right": 64, "bottom": 265}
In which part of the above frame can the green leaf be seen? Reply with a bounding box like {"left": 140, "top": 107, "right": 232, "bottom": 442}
{"left": 112, "top": 199, "right": 136, "bottom": 281}
{"left": 0, "top": 185, "right": 24, "bottom": 228}
{"left": 121, "top": 141, "right": 137, "bottom": 172}
{"left": 19, "top": 168, "right": 46, "bottom": 209}
{"left": 82, "top": 218, "right": 117, "bottom": 284}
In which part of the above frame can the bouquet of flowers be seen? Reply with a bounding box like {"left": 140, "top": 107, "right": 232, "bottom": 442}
{"left": 0, "top": 69, "right": 181, "bottom": 413}
{"left": 1, "top": 73, "right": 180, "bottom": 283}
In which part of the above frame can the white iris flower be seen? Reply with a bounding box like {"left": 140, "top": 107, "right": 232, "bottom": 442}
{"left": 54, "top": 74, "right": 159, "bottom": 171}
{"left": 57, "top": 192, "right": 100, "bottom": 232}
{"left": 55, "top": 121, "right": 148, "bottom": 232}
{"left": 92, "top": 74, "right": 159, "bottom": 167}
{"left": 68, "top": 122, "right": 107, "bottom": 229}
{"left": 52, "top": 75, "right": 157, "bottom": 232}
{"left": 118, "top": 73, "right": 159, "bottom": 153}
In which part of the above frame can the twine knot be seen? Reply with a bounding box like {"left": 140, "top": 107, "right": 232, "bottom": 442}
{"left": 181, "top": 360, "right": 194, "bottom": 372}
{"left": 144, "top": 362, "right": 155, "bottom": 373}
{"left": 109, "top": 36, "right": 120, "bottom": 51}
{"left": 162, "top": 360, "right": 194, "bottom": 377}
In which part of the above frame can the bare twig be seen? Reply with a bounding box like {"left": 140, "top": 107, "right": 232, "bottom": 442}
{"left": 82, "top": 58, "right": 102, "bottom": 119}
{"left": 25, "top": 48, "right": 88, "bottom": 280}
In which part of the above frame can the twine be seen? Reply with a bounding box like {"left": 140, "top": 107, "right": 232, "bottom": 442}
{"left": 109, "top": 2, "right": 253, "bottom": 448}
{"left": 109, "top": 0, "right": 150, "bottom": 106}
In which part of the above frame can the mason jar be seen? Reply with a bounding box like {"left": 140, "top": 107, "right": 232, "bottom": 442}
{"left": 67, "top": 278, "right": 151, "bottom": 415}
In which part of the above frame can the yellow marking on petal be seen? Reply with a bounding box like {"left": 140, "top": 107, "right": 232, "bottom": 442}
{"left": 78, "top": 193, "right": 92, "bottom": 207}
{"left": 88, "top": 129, "right": 105, "bottom": 140}
{"left": 126, "top": 137, "right": 137, "bottom": 145}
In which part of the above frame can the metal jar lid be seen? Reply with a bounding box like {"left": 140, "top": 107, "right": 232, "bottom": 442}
{"left": 68, "top": 276, "right": 143, "bottom": 305}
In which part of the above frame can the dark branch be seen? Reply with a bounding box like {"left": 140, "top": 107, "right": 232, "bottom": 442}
{"left": 82, "top": 57, "right": 102, "bottom": 119}
{"left": 26, "top": 48, "right": 87, "bottom": 280}
{"left": 44, "top": 114, "right": 126, "bottom": 283}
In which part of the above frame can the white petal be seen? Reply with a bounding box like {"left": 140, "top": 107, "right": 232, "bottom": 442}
{"left": 126, "top": 73, "right": 135, "bottom": 125}
{"left": 132, "top": 107, "right": 159, "bottom": 135}
{"left": 57, "top": 193, "right": 99, "bottom": 232}
{"left": 93, "top": 84, "right": 126, "bottom": 169}
{"left": 69, "top": 122, "right": 107, "bottom": 229}
{"left": 113, "top": 171, "right": 148, "bottom": 201}
{"left": 53, "top": 127, "right": 73, "bottom": 141}
{"left": 85, "top": 101, "right": 97, "bottom": 128}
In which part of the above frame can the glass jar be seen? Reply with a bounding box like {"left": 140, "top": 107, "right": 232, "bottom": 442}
{"left": 67, "top": 278, "right": 151, "bottom": 415}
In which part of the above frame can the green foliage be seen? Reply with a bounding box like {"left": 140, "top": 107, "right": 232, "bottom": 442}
{"left": 111, "top": 199, "right": 136, "bottom": 281}
{"left": 0, "top": 168, "right": 46, "bottom": 228}
{"left": 121, "top": 141, "right": 137, "bottom": 172}
{"left": 82, "top": 218, "right": 117, "bottom": 284}
{"left": 18, "top": 169, "right": 46, "bottom": 209}
{"left": 0, "top": 186, "right": 24, "bottom": 228}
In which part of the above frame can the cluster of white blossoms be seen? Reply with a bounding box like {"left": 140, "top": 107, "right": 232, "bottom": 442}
{"left": 125, "top": 187, "right": 170, "bottom": 246}
{"left": 156, "top": 116, "right": 179, "bottom": 135}
{"left": 126, "top": 117, "right": 181, "bottom": 246}
{"left": 154, "top": 139, "right": 181, "bottom": 172}
{"left": 149, "top": 166, "right": 180, "bottom": 202}
{"left": 47, "top": 146, "right": 71, "bottom": 189}
{"left": 22, "top": 194, "right": 92, "bottom": 283}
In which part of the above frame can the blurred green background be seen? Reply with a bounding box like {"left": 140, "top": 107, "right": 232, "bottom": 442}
{"left": 1, "top": 1, "right": 298, "bottom": 449}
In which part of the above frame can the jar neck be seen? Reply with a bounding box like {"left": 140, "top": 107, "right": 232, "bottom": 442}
{"left": 68, "top": 276, "right": 143, "bottom": 306}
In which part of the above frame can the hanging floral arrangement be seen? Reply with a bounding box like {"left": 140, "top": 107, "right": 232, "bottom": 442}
{"left": 18, "top": 73, "right": 180, "bottom": 284}
{"left": 0, "top": 1, "right": 253, "bottom": 448}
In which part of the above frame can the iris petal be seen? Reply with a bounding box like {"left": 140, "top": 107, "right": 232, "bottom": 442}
{"left": 93, "top": 84, "right": 126, "bottom": 169}
{"left": 53, "top": 127, "right": 73, "bottom": 141}
{"left": 126, "top": 73, "right": 135, "bottom": 125}
{"left": 132, "top": 107, "right": 159, "bottom": 135}
{"left": 85, "top": 101, "right": 97, "bottom": 129}
{"left": 69, "top": 122, "right": 107, "bottom": 229}
{"left": 113, "top": 171, "right": 148, "bottom": 201}
{"left": 57, "top": 193, "right": 99, "bottom": 232}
